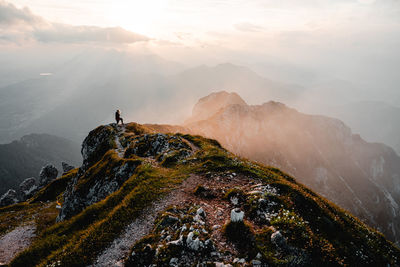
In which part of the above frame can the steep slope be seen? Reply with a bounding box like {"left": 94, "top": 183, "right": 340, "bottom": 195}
{"left": 0, "top": 133, "right": 81, "bottom": 195}
{"left": 183, "top": 91, "right": 400, "bottom": 246}
{"left": 1, "top": 122, "right": 398, "bottom": 266}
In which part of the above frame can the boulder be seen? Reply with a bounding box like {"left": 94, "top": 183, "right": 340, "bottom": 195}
{"left": 0, "top": 189, "right": 19, "bottom": 207}
{"left": 62, "top": 162, "right": 75, "bottom": 174}
{"left": 81, "top": 125, "right": 115, "bottom": 171}
{"left": 19, "top": 177, "right": 37, "bottom": 200}
{"left": 271, "top": 231, "right": 288, "bottom": 251}
{"left": 39, "top": 164, "right": 58, "bottom": 187}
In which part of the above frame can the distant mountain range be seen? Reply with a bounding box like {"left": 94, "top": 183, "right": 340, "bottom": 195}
{"left": 324, "top": 101, "right": 400, "bottom": 155}
{"left": 1, "top": 56, "right": 399, "bottom": 159}
{"left": 0, "top": 133, "right": 81, "bottom": 195}
{"left": 170, "top": 91, "right": 400, "bottom": 245}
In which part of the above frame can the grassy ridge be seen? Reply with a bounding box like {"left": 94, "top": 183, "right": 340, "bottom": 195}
{"left": 4, "top": 123, "right": 399, "bottom": 266}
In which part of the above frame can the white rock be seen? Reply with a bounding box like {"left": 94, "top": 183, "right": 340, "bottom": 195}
{"left": 168, "top": 235, "right": 183, "bottom": 246}
{"left": 186, "top": 232, "right": 204, "bottom": 251}
{"left": 252, "top": 259, "right": 262, "bottom": 266}
{"left": 230, "top": 208, "right": 244, "bottom": 222}
{"left": 230, "top": 196, "right": 239, "bottom": 205}
{"left": 170, "top": 257, "right": 179, "bottom": 266}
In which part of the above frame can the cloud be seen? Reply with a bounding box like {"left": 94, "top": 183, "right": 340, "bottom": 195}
{"left": 234, "top": 22, "right": 265, "bottom": 32}
{"left": 0, "top": 1, "right": 149, "bottom": 45}
{"left": 34, "top": 25, "right": 148, "bottom": 44}
{"left": 0, "top": 0, "right": 43, "bottom": 25}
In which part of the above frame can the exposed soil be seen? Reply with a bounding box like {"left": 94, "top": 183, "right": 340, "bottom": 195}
{"left": 0, "top": 224, "right": 36, "bottom": 265}
{"left": 93, "top": 171, "right": 262, "bottom": 266}
{"left": 94, "top": 126, "right": 262, "bottom": 266}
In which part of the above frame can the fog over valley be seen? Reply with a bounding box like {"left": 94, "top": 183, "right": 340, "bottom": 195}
{"left": 1, "top": 1, "right": 400, "bottom": 265}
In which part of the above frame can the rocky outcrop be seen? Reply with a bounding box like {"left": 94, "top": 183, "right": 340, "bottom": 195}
{"left": 62, "top": 162, "right": 74, "bottom": 174}
{"left": 38, "top": 164, "right": 58, "bottom": 187}
{"left": 19, "top": 177, "right": 37, "bottom": 200}
{"left": 124, "top": 133, "right": 192, "bottom": 162}
{"left": 0, "top": 189, "right": 18, "bottom": 207}
{"left": 0, "top": 162, "right": 65, "bottom": 206}
{"left": 184, "top": 91, "right": 400, "bottom": 245}
{"left": 57, "top": 159, "right": 140, "bottom": 222}
{"left": 81, "top": 125, "right": 116, "bottom": 171}
{"left": 57, "top": 126, "right": 132, "bottom": 221}
{"left": 58, "top": 125, "right": 194, "bottom": 222}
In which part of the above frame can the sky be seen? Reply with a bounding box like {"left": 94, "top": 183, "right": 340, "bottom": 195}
{"left": 2, "top": 0, "right": 400, "bottom": 102}
{"left": 8, "top": 0, "right": 400, "bottom": 42}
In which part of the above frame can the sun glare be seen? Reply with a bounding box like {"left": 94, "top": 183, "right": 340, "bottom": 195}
{"left": 107, "top": 0, "right": 167, "bottom": 37}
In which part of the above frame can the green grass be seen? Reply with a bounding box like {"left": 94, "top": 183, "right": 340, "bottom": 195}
{"left": 30, "top": 168, "right": 78, "bottom": 203}
{"left": 4, "top": 122, "right": 400, "bottom": 266}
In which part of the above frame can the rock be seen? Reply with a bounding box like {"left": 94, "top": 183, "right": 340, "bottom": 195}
{"left": 19, "top": 177, "right": 37, "bottom": 200}
{"left": 194, "top": 185, "right": 217, "bottom": 199}
{"left": 81, "top": 125, "right": 116, "bottom": 171}
{"left": 0, "top": 189, "right": 19, "bottom": 207}
{"left": 62, "top": 162, "right": 75, "bottom": 174}
{"left": 186, "top": 232, "right": 204, "bottom": 251}
{"left": 230, "top": 196, "right": 239, "bottom": 205}
{"left": 127, "top": 243, "right": 155, "bottom": 266}
{"left": 39, "top": 164, "right": 58, "bottom": 187}
{"left": 159, "top": 215, "right": 179, "bottom": 227}
{"left": 196, "top": 207, "right": 206, "bottom": 218}
{"left": 251, "top": 259, "right": 262, "bottom": 266}
{"left": 57, "top": 159, "right": 140, "bottom": 222}
{"left": 233, "top": 258, "right": 246, "bottom": 264}
{"left": 168, "top": 235, "right": 183, "bottom": 246}
{"left": 230, "top": 208, "right": 244, "bottom": 222}
{"left": 170, "top": 257, "right": 179, "bottom": 266}
{"left": 271, "top": 231, "right": 288, "bottom": 251}
{"left": 124, "top": 133, "right": 192, "bottom": 161}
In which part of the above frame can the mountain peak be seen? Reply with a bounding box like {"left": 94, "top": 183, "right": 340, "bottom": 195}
{"left": 185, "top": 91, "right": 247, "bottom": 124}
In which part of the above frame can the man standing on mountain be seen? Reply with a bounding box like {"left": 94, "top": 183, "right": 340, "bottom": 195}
{"left": 115, "top": 109, "right": 124, "bottom": 126}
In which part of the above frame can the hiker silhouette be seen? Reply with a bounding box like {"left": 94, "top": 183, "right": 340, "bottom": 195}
{"left": 115, "top": 109, "right": 124, "bottom": 126}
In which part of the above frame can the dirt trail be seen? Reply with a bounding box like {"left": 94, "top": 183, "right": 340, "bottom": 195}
{"left": 93, "top": 174, "right": 203, "bottom": 266}
{"left": 93, "top": 173, "right": 258, "bottom": 266}
{"left": 114, "top": 125, "right": 126, "bottom": 158}
{"left": 0, "top": 224, "right": 36, "bottom": 265}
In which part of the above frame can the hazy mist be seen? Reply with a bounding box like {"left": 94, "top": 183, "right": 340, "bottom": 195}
{"left": 1, "top": 0, "right": 399, "bottom": 153}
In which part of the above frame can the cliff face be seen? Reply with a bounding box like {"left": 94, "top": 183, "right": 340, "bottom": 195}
{"left": 2, "top": 122, "right": 399, "bottom": 266}
{"left": 184, "top": 91, "right": 400, "bottom": 246}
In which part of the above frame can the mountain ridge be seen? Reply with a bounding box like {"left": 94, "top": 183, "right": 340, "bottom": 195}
{"left": 1, "top": 122, "right": 399, "bottom": 266}
{"left": 176, "top": 92, "right": 400, "bottom": 246}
